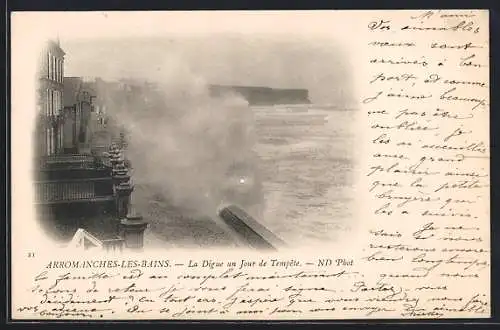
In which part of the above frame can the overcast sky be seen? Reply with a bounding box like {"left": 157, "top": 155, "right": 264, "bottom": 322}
{"left": 61, "top": 35, "right": 355, "bottom": 106}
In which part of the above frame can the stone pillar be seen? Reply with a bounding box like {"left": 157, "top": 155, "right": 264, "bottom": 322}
{"left": 115, "top": 181, "right": 133, "bottom": 218}
{"left": 111, "top": 146, "right": 130, "bottom": 214}
{"left": 109, "top": 144, "right": 121, "bottom": 168}
{"left": 119, "top": 207, "right": 147, "bottom": 250}
{"left": 110, "top": 143, "right": 148, "bottom": 250}
{"left": 117, "top": 187, "right": 148, "bottom": 250}
{"left": 112, "top": 163, "right": 129, "bottom": 187}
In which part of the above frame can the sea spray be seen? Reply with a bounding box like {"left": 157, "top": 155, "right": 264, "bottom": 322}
{"left": 98, "top": 57, "right": 264, "bottom": 220}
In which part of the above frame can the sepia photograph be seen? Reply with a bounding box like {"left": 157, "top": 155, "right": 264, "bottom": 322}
{"left": 11, "top": 10, "right": 491, "bottom": 320}
{"left": 32, "top": 22, "right": 357, "bottom": 252}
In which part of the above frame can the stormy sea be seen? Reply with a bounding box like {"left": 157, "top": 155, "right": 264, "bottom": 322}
{"left": 253, "top": 105, "right": 355, "bottom": 244}
{"left": 138, "top": 104, "right": 356, "bottom": 249}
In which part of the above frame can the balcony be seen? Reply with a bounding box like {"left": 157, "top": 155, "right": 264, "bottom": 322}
{"left": 34, "top": 177, "right": 114, "bottom": 205}
{"left": 34, "top": 153, "right": 115, "bottom": 205}
{"left": 37, "top": 154, "right": 107, "bottom": 171}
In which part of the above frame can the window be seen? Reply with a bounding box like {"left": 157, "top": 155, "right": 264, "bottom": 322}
{"left": 53, "top": 90, "right": 57, "bottom": 115}
{"left": 52, "top": 56, "right": 56, "bottom": 82}
{"left": 50, "top": 90, "right": 54, "bottom": 116}
{"left": 49, "top": 56, "right": 53, "bottom": 81}
{"left": 56, "top": 59, "right": 60, "bottom": 82}
{"left": 51, "top": 127, "right": 55, "bottom": 154}
{"left": 48, "top": 53, "right": 51, "bottom": 80}
{"left": 58, "top": 91, "right": 61, "bottom": 114}
{"left": 51, "top": 55, "right": 55, "bottom": 81}
{"left": 53, "top": 127, "right": 56, "bottom": 154}
{"left": 56, "top": 127, "right": 60, "bottom": 152}
{"left": 47, "top": 53, "right": 50, "bottom": 79}
{"left": 46, "top": 128, "right": 51, "bottom": 155}
{"left": 53, "top": 91, "right": 57, "bottom": 114}
{"left": 45, "top": 129, "right": 49, "bottom": 155}
{"left": 60, "top": 127, "right": 64, "bottom": 149}
{"left": 46, "top": 89, "right": 50, "bottom": 116}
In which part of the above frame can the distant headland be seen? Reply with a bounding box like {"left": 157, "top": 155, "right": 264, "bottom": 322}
{"left": 208, "top": 84, "right": 311, "bottom": 105}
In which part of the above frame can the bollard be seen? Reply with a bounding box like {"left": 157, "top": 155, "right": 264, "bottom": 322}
{"left": 218, "top": 205, "right": 286, "bottom": 251}
{"left": 112, "top": 163, "right": 130, "bottom": 186}
{"left": 109, "top": 149, "right": 121, "bottom": 167}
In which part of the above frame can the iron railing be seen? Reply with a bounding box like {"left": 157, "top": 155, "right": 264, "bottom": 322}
{"left": 37, "top": 154, "right": 107, "bottom": 170}
{"left": 34, "top": 177, "right": 114, "bottom": 204}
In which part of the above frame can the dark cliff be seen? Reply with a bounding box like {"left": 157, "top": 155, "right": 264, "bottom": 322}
{"left": 209, "top": 85, "right": 311, "bottom": 105}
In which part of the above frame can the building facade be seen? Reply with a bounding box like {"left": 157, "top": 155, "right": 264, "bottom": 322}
{"left": 33, "top": 46, "right": 147, "bottom": 250}
{"left": 63, "top": 77, "right": 97, "bottom": 154}
{"left": 36, "top": 40, "right": 65, "bottom": 156}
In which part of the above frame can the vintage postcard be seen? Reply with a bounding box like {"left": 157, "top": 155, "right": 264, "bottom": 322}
{"left": 10, "top": 10, "right": 490, "bottom": 320}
